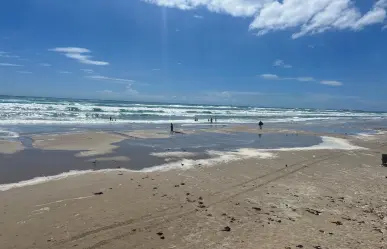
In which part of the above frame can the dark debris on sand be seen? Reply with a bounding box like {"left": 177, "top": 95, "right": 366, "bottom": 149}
{"left": 93, "top": 192, "right": 103, "bottom": 195}
{"left": 305, "top": 208, "right": 322, "bottom": 215}
{"left": 221, "top": 226, "right": 231, "bottom": 232}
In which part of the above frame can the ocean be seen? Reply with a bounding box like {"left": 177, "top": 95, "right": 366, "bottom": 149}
{"left": 0, "top": 95, "right": 387, "bottom": 138}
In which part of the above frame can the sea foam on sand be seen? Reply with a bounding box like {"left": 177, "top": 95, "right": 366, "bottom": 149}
{"left": 0, "top": 136, "right": 365, "bottom": 191}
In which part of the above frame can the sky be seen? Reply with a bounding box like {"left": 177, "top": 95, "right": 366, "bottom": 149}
{"left": 1, "top": 0, "right": 387, "bottom": 110}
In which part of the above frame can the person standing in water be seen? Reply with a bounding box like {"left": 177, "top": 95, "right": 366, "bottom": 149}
{"left": 258, "top": 120, "right": 263, "bottom": 129}
{"left": 170, "top": 123, "right": 174, "bottom": 133}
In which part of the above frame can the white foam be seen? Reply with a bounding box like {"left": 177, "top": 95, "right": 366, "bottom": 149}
{"left": 353, "top": 131, "right": 386, "bottom": 141}
{"left": 269, "top": 136, "right": 365, "bottom": 151}
{"left": 0, "top": 169, "right": 129, "bottom": 192}
{"left": 0, "top": 136, "right": 365, "bottom": 192}
{"left": 142, "top": 149, "right": 275, "bottom": 172}
{"left": 0, "top": 129, "right": 19, "bottom": 139}
{"left": 141, "top": 136, "right": 365, "bottom": 172}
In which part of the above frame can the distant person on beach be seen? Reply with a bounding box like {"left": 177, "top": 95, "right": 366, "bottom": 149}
{"left": 170, "top": 123, "right": 174, "bottom": 133}
{"left": 210, "top": 117, "right": 213, "bottom": 123}
{"left": 109, "top": 116, "right": 112, "bottom": 121}
{"left": 259, "top": 120, "right": 263, "bottom": 129}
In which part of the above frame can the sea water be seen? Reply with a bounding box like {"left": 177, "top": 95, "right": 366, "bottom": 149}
{"left": 1, "top": 95, "right": 387, "bottom": 137}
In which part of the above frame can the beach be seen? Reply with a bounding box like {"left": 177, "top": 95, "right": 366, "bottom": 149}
{"left": 1, "top": 124, "right": 387, "bottom": 249}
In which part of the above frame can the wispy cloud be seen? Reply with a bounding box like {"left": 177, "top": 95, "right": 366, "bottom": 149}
{"left": 39, "top": 63, "right": 51, "bottom": 67}
{"left": 273, "top": 59, "right": 292, "bottom": 69}
{"left": 58, "top": 71, "right": 72, "bottom": 74}
{"left": 144, "top": 0, "right": 387, "bottom": 38}
{"left": 261, "top": 73, "right": 342, "bottom": 86}
{"left": 49, "top": 47, "right": 109, "bottom": 66}
{"left": 193, "top": 15, "right": 204, "bottom": 19}
{"left": 17, "top": 71, "right": 32, "bottom": 74}
{"left": 97, "top": 90, "right": 114, "bottom": 94}
{"left": 81, "top": 69, "right": 94, "bottom": 74}
{"left": 212, "top": 91, "right": 262, "bottom": 98}
{"left": 260, "top": 74, "right": 279, "bottom": 80}
{"left": 0, "top": 51, "right": 20, "bottom": 59}
{"left": 86, "top": 75, "right": 134, "bottom": 83}
{"left": 152, "top": 68, "right": 161, "bottom": 71}
{"left": 320, "top": 80, "right": 343, "bottom": 86}
{"left": 0, "top": 63, "right": 23, "bottom": 67}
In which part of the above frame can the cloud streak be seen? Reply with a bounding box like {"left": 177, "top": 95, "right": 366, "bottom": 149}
{"left": 273, "top": 59, "right": 292, "bottom": 69}
{"left": 81, "top": 69, "right": 94, "bottom": 74}
{"left": 0, "top": 51, "right": 20, "bottom": 59}
{"left": 260, "top": 74, "right": 342, "bottom": 86}
{"left": 86, "top": 75, "right": 134, "bottom": 83}
{"left": 49, "top": 47, "right": 109, "bottom": 66}
{"left": 0, "top": 63, "right": 23, "bottom": 67}
{"left": 320, "top": 80, "right": 343, "bottom": 86}
{"left": 144, "top": 0, "right": 387, "bottom": 38}
{"left": 261, "top": 74, "right": 279, "bottom": 80}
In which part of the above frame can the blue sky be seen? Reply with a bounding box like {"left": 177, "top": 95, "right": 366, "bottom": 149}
{"left": 1, "top": 0, "right": 387, "bottom": 110}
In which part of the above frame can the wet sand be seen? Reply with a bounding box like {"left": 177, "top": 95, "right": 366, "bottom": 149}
{"left": 0, "top": 128, "right": 387, "bottom": 249}
{"left": 0, "top": 130, "right": 321, "bottom": 184}
{"left": 0, "top": 140, "right": 24, "bottom": 154}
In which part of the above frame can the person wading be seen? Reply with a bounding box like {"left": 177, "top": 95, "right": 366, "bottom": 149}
{"left": 258, "top": 120, "right": 264, "bottom": 130}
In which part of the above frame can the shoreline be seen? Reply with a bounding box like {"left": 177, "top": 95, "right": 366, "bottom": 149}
{"left": 1, "top": 131, "right": 386, "bottom": 249}
{"left": 0, "top": 127, "right": 370, "bottom": 191}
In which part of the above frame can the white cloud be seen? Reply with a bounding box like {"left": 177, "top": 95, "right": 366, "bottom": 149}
{"left": 320, "top": 80, "right": 343, "bottom": 86}
{"left": 143, "top": 0, "right": 263, "bottom": 16}
{"left": 152, "top": 68, "right": 161, "bottom": 71}
{"left": 50, "top": 47, "right": 90, "bottom": 53}
{"left": 261, "top": 73, "right": 342, "bottom": 86}
{"left": 194, "top": 15, "right": 204, "bottom": 19}
{"left": 86, "top": 75, "right": 134, "bottom": 83}
{"left": 0, "top": 63, "right": 23, "bottom": 67}
{"left": 17, "top": 71, "right": 33, "bottom": 74}
{"left": 39, "top": 63, "right": 51, "bottom": 67}
{"left": 58, "top": 71, "right": 72, "bottom": 74}
{"left": 81, "top": 69, "right": 94, "bottom": 74}
{"left": 49, "top": 47, "right": 109, "bottom": 66}
{"left": 260, "top": 73, "right": 279, "bottom": 80}
{"left": 144, "top": 0, "right": 387, "bottom": 38}
{"left": 273, "top": 59, "right": 292, "bottom": 68}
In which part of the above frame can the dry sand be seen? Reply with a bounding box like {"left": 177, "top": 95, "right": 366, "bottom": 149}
{"left": 0, "top": 140, "right": 24, "bottom": 154}
{"left": 1, "top": 132, "right": 387, "bottom": 249}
